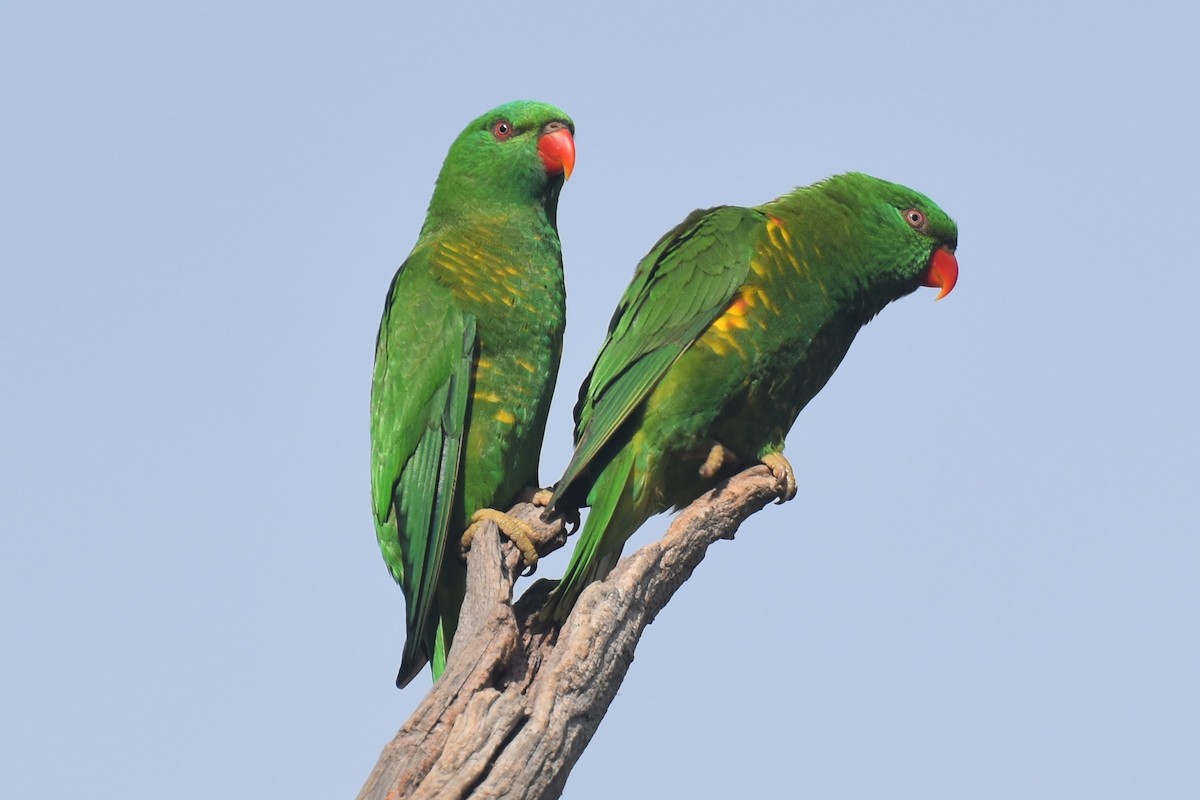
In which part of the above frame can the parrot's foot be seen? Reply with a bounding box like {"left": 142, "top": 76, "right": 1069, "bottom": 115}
{"left": 761, "top": 452, "right": 797, "bottom": 503}
{"left": 526, "top": 485, "right": 580, "bottom": 533}
{"left": 699, "top": 442, "right": 739, "bottom": 480}
{"left": 461, "top": 508, "right": 540, "bottom": 575}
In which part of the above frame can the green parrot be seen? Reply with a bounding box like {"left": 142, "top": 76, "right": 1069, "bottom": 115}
{"left": 371, "top": 100, "right": 575, "bottom": 686}
{"left": 544, "top": 172, "right": 958, "bottom": 621}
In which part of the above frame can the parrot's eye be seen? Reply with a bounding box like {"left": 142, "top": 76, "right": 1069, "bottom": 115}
{"left": 491, "top": 120, "right": 514, "bottom": 141}
{"left": 903, "top": 208, "right": 929, "bottom": 233}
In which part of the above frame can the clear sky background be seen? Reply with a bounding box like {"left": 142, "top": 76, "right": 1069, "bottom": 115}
{"left": 3, "top": 2, "right": 1197, "bottom": 798}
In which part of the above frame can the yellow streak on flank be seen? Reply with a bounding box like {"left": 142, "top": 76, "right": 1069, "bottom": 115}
{"left": 476, "top": 358, "right": 493, "bottom": 369}
{"left": 717, "top": 330, "right": 749, "bottom": 360}
{"left": 739, "top": 286, "right": 772, "bottom": 328}
{"left": 515, "top": 358, "right": 536, "bottom": 373}
{"left": 698, "top": 336, "right": 729, "bottom": 357}
{"left": 698, "top": 293, "right": 753, "bottom": 359}
{"left": 711, "top": 296, "right": 751, "bottom": 333}
{"left": 473, "top": 391, "right": 502, "bottom": 403}
{"left": 494, "top": 409, "right": 516, "bottom": 424}
{"left": 744, "top": 285, "right": 780, "bottom": 316}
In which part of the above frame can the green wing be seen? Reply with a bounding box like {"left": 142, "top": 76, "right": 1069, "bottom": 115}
{"left": 550, "top": 205, "right": 766, "bottom": 509}
{"left": 370, "top": 252, "right": 476, "bottom": 679}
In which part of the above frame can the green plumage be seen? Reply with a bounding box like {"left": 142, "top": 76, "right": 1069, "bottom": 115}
{"left": 546, "top": 172, "right": 958, "bottom": 620}
{"left": 371, "top": 101, "right": 573, "bottom": 686}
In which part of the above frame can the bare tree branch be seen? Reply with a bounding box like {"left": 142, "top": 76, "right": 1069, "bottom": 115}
{"left": 357, "top": 466, "right": 786, "bottom": 800}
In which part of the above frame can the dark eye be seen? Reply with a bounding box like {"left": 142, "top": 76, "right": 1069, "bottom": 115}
{"left": 491, "top": 120, "right": 514, "bottom": 141}
{"left": 903, "top": 208, "right": 928, "bottom": 232}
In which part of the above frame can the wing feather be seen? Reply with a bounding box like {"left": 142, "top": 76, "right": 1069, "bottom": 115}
{"left": 551, "top": 205, "right": 765, "bottom": 508}
{"left": 370, "top": 251, "right": 477, "bottom": 677}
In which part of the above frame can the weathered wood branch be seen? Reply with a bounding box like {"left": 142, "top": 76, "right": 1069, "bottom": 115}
{"left": 357, "top": 466, "right": 786, "bottom": 800}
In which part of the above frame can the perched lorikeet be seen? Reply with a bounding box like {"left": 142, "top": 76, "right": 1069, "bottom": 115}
{"left": 544, "top": 172, "right": 958, "bottom": 621}
{"left": 371, "top": 101, "right": 575, "bottom": 686}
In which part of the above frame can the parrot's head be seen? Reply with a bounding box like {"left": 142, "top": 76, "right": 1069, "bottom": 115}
{"left": 820, "top": 173, "right": 958, "bottom": 305}
{"left": 430, "top": 100, "right": 575, "bottom": 223}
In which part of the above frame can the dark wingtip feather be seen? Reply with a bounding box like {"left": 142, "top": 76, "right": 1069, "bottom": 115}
{"left": 395, "top": 651, "right": 429, "bottom": 689}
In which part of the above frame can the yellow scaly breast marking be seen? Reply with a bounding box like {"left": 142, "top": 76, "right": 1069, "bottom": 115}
{"left": 438, "top": 240, "right": 525, "bottom": 308}
{"left": 760, "top": 220, "right": 805, "bottom": 278}
{"left": 442, "top": 239, "right": 485, "bottom": 262}
{"left": 765, "top": 214, "right": 791, "bottom": 251}
{"left": 741, "top": 285, "right": 778, "bottom": 328}
{"left": 458, "top": 286, "right": 484, "bottom": 303}
{"left": 438, "top": 241, "right": 476, "bottom": 271}
{"left": 501, "top": 288, "right": 527, "bottom": 308}
{"left": 782, "top": 245, "right": 803, "bottom": 274}
{"left": 494, "top": 409, "right": 516, "bottom": 425}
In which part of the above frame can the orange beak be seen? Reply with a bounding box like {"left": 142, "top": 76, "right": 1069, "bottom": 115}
{"left": 538, "top": 125, "right": 575, "bottom": 180}
{"left": 922, "top": 247, "right": 958, "bottom": 300}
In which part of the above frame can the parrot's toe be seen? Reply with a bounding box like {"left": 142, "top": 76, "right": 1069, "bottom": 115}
{"left": 462, "top": 508, "right": 540, "bottom": 575}
{"left": 761, "top": 453, "right": 797, "bottom": 503}
{"left": 528, "top": 485, "right": 580, "bottom": 532}
{"left": 699, "top": 442, "right": 739, "bottom": 480}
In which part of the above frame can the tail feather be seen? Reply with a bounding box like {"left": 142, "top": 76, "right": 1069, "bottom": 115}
{"left": 395, "top": 610, "right": 451, "bottom": 687}
{"left": 545, "top": 447, "right": 641, "bottom": 622}
{"left": 395, "top": 649, "right": 429, "bottom": 689}
{"left": 396, "top": 561, "right": 464, "bottom": 688}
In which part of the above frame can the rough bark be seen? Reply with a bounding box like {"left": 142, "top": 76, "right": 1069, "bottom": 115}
{"left": 357, "top": 465, "right": 786, "bottom": 800}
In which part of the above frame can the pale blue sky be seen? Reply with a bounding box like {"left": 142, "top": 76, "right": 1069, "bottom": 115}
{"left": 3, "top": 2, "right": 1198, "bottom": 798}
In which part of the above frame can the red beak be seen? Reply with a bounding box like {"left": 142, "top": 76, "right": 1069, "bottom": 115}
{"left": 921, "top": 247, "right": 958, "bottom": 300}
{"left": 538, "top": 125, "right": 575, "bottom": 180}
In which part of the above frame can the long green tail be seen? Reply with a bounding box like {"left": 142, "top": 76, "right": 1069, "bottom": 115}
{"left": 546, "top": 446, "right": 642, "bottom": 622}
